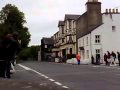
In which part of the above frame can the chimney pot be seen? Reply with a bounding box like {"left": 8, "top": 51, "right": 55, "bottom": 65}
{"left": 109, "top": 9, "right": 111, "bottom": 13}
{"left": 116, "top": 9, "right": 118, "bottom": 13}
{"left": 112, "top": 9, "right": 115, "bottom": 13}
{"left": 106, "top": 9, "right": 108, "bottom": 13}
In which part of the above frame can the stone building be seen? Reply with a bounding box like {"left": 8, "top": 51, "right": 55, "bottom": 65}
{"left": 41, "top": 37, "right": 54, "bottom": 61}
{"left": 52, "top": 14, "right": 80, "bottom": 61}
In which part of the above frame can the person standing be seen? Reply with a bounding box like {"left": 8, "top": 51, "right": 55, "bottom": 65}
{"left": 76, "top": 53, "right": 81, "bottom": 65}
{"left": 11, "top": 32, "right": 21, "bottom": 66}
{"left": 0, "top": 39, "right": 6, "bottom": 78}
{"left": 91, "top": 55, "right": 95, "bottom": 64}
{"left": 110, "top": 51, "right": 116, "bottom": 66}
{"left": 107, "top": 51, "right": 111, "bottom": 66}
{"left": 111, "top": 51, "right": 116, "bottom": 62}
{"left": 104, "top": 53, "right": 108, "bottom": 66}
{"left": 117, "top": 52, "right": 120, "bottom": 66}
{"left": 2, "top": 33, "right": 20, "bottom": 78}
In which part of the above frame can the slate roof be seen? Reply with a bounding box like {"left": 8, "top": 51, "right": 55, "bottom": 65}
{"left": 58, "top": 21, "right": 64, "bottom": 27}
{"left": 42, "top": 37, "right": 54, "bottom": 45}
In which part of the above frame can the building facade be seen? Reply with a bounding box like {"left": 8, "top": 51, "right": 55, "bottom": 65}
{"left": 50, "top": 0, "right": 120, "bottom": 64}
{"left": 52, "top": 14, "right": 80, "bottom": 61}
{"left": 41, "top": 37, "right": 54, "bottom": 61}
{"left": 77, "top": 0, "right": 120, "bottom": 63}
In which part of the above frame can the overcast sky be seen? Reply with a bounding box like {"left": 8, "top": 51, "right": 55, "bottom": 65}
{"left": 0, "top": 0, "right": 120, "bottom": 46}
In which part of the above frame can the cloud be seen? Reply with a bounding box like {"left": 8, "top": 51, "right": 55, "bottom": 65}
{"left": 1, "top": 0, "right": 120, "bottom": 46}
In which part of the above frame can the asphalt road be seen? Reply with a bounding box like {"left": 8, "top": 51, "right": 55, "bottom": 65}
{"left": 15, "top": 61, "right": 120, "bottom": 90}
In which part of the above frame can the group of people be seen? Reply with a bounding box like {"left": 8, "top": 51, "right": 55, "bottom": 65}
{"left": 0, "top": 32, "right": 20, "bottom": 78}
{"left": 104, "top": 51, "right": 120, "bottom": 66}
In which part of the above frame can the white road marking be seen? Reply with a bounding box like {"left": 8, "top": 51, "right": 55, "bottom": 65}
{"left": 18, "top": 64, "right": 69, "bottom": 89}
{"left": 18, "top": 64, "right": 31, "bottom": 70}
{"left": 44, "top": 76, "right": 49, "bottom": 79}
{"left": 49, "top": 79, "right": 55, "bottom": 82}
{"left": 62, "top": 86, "right": 69, "bottom": 89}
{"left": 54, "top": 82, "right": 62, "bottom": 86}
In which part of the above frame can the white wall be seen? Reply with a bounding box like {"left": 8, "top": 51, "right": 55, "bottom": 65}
{"left": 78, "top": 14, "right": 120, "bottom": 64}
{"left": 78, "top": 34, "right": 91, "bottom": 61}
{"left": 91, "top": 14, "right": 120, "bottom": 57}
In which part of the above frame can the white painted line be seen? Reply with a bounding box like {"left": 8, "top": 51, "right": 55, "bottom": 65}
{"left": 54, "top": 82, "right": 62, "bottom": 86}
{"left": 49, "top": 79, "right": 55, "bottom": 82}
{"left": 41, "top": 75, "right": 45, "bottom": 76}
{"left": 31, "top": 69, "right": 43, "bottom": 76}
{"left": 18, "top": 64, "right": 31, "bottom": 70}
{"left": 18, "top": 64, "right": 69, "bottom": 89}
{"left": 44, "top": 76, "right": 49, "bottom": 79}
{"left": 62, "top": 86, "right": 69, "bottom": 89}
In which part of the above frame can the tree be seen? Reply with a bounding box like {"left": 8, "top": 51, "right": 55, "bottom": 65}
{"left": 0, "top": 4, "right": 31, "bottom": 48}
{"left": 18, "top": 45, "right": 40, "bottom": 60}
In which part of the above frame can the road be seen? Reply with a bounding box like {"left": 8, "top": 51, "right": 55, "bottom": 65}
{"left": 12, "top": 61, "right": 120, "bottom": 90}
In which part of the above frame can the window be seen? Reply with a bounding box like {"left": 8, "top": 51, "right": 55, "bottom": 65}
{"left": 86, "top": 50, "right": 89, "bottom": 59}
{"left": 70, "top": 48, "right": 72, "bottom": 54}
{"left": 86, "top": 37, "right": 88, "bottom": 45}
{"left": 69, "top": 20, "right": 72, "bottom": 29}
{"left": 62, "top": 38, "right": 64, "bottom": 43}
{"left": 95, "top": 35, "right": 100, "bottom": 44}
{"left": 112, "top": 26, "right": 116, "bottom": 32}
{"left": 45, "top": 45, "right": 47, "bottom": 48}
{"left": 83, "top": 38, "right": 84, "bottom": 46}
{"left": 67, "top": 36, "right": 69, "bottom": 41}
{"left": 62, "top": 26, "right": 64, "bottom": 34}
{"left": 96, "top": 49, "right": 100, "bottom": 54}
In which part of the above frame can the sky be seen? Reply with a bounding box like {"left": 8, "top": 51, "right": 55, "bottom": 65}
{"left": 0, "top": 0, "right": 120, "bottom": 46}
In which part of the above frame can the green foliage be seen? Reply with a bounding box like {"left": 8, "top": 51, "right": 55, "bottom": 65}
{"left": 0, "top": 4, "right": 31, "bottom": 47}
{"left": 18, "top": 45, "right": 40, "bottom": 60}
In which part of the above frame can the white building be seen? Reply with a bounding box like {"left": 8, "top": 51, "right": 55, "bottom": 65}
{"left": 77, "top": 0, "right": 120, "bottom": 64}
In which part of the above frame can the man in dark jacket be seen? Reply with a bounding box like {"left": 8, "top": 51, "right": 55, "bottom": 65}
{"left": 2, "top": 33, "right": 20, "bottom": 78}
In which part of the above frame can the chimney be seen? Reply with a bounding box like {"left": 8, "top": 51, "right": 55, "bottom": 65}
{"left": 88, "top": 0, "right": 98, "bottom": 2}
{"left": 105, "top": 9, "right": 108, "bottom": 13}
{"left": 112, "top": 9, "right": 115, "bottom": 13}
{"left": 109, "top": 9, "right": 111, "bottom": 13}
{"left": 93, "top": 0, "right": 98, "bottom": 2}
{"left": 116, "top": 9, "right": 118, "bottom": 13}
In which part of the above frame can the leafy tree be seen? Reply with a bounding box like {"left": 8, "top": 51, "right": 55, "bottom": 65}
{"left": 18, "top": 45, "right": 40, "bottom": 60}
{"left": 0, "top": 4, "right": 31, "bottom": 48}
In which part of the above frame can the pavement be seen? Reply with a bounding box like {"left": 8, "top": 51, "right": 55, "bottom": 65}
{"left": 0, "top": 78, "right": 70, "bottom": 90}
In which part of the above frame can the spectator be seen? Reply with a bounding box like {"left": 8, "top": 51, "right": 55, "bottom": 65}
{"left": 2, "top": 33, "right": 20, "bottom": 78}
{"left": 104, "top": 53, "right": 108, "bottom": 65}
{"left": 76, "top": 53, "right": 81, "bottom": 65}
{"left": 91, "top": 55, "right": 95, "bottom": 64}
{"left": 117, "top": 52, "right": 120, "bottom": 66}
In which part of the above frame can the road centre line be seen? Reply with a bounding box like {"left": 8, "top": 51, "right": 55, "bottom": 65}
{"left": 54, "top": 82, "right": 62, "bottom": 86}
{"left": 49, "top": 79, "right": 55, "bottom": 82}
{"left": 18, "top": 64, "right": 69, "bottom": 89}
{"left": 62, "top": 86, "right": 69, "bottom": 89}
